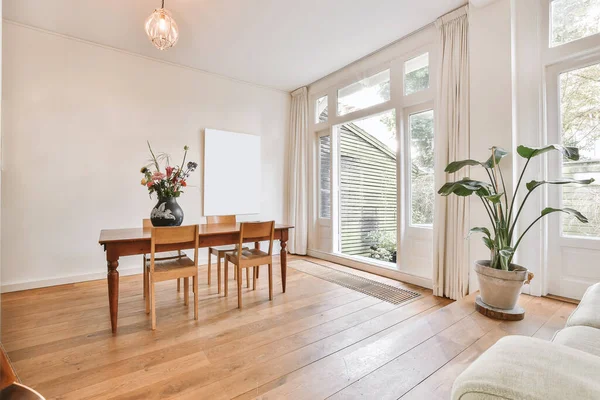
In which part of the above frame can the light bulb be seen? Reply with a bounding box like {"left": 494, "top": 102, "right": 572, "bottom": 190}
{"left": 145, "top": 7, "right": 179, "bottom": 50}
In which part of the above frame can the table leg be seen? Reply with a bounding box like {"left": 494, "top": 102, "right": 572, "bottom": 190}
{"left": 107, "top": 258, "right": 119, "bottom": 334}
{"left": 255, "top": 242, "right": 260, "bottom": 278}
{"left": 280, "top": 231, "right": 288, "bottom": 293}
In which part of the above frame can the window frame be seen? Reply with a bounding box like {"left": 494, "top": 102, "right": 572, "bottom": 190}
{"left": 546, "top": 53, "right": 600, "bottom": 245}
{"left": 315, "top": 95, "right": 329, "bottom": 125}
{"left": 404, "top": 52, "right": 431, "bottom": 97}
{"left": 336, "top": 68, "right": 392, "bottom": 118}
{"left": 317, "top": 130, "right": 332, "bottom": 221}
{"left": 541, "top": 0, "right": 600, "bottom": 66}
{"left": 405, "top": 104, "right": 435, "bottom": 229}
{"left": 307, "top": 41, "right": 436, "bottom": 277}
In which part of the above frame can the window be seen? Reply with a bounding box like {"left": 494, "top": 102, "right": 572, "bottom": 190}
{"left": 551, "top": 0, "right": 600, "bottom": 47}
{"left": 559, "top": 62, "right": 600, "bottom": 238}
{"left": 405, "top": 53, "right": 430, "bottom": 95}
{"left": 338, "top": 110, "right": 397, "bottom": 263}
{"left": 409, "top": 110, "right": 434, "bottom": 226}
{"left": 337, "top": 70, "right": 390, "bottom": 116}
{"left": 319, "top": 135, "right": 332, "bottom": 219}
{"left": 316, "top": 95, "right": 328, "bottom": 123}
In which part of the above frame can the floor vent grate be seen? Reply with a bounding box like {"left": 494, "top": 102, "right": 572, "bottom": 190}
{"left": 289, "top": 260, "right": 421, "bottom": 305}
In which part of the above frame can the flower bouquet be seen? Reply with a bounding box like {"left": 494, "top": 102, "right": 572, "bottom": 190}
{"left": 140, "top": 142, "right": 198, "bottom": 226}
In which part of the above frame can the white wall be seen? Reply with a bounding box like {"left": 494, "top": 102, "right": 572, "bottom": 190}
{"left": 0, "top": 0, "right": 4, "bottom": 328}
{"left": 468, "top": 0, "right": 514, "bottom": 292}
{"left": 1, "top": 22, "right": 291, "bottom": 292}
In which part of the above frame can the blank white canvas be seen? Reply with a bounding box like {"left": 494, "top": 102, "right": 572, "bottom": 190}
{"left": 204, "top": 129, "right": 261, "bottom": 216}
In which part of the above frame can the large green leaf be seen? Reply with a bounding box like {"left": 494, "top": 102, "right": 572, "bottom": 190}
{"left": 541, "top": 207, "right": 589, "bottom": 223}
{"left": 438, "top": 178, "right": 492, "bottom": 197}
{"left": 526, "top": 178, "right": 595, "bottom": 191}
{"left": 476, "top": 186, "right": 492, "bottom": 197}
{"left": 445, "top": 159, "right": 482, "bottom": 173}
{"left": 468, "top": 227, "right": 492, "bottom": 239}
{"left": 498, "top": 247, "right": 515, "bottom": 270}
{"left": 484, "top": 193, "right": 504, "bottom": 204}
{"left": 517, "top": 144, "right": 579, "bottom": 161}
{"left": 483, "top": 147, "right": 509, "bottom": 168}
{"left": 444, "top": 148, "right": 508, "bottom": 173}
{"left": 482, "top": 237, "right": 495, "bottom": 251}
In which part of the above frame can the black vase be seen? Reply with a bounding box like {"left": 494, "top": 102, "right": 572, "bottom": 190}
{"left": 150, "top": 197, "right": 184, "bottom": 227}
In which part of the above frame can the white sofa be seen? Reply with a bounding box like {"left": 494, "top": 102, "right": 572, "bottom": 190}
{"left": 451, "top": 283, "right": 600, "bottom": 400}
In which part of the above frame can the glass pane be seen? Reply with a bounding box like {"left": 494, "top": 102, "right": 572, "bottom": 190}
{"left": 316, "top": 95, "right": 328, "bottom": 123}
{"left": 339, "top": 110, "right": 397, "bottom": 264}
{"left": 560, "top": 63, "right": 600, "bottom": 238}
{"left": 319, "top": 135, "right": 331, "bottom": 219}
{"left": 409, "top": 110, "right": 435, "bottom": 226}
{"left": 405, "top": 53, "right": 430, "bottom": 95}
{"left": 551, "top": 0, "right": 600, "bottom": 47}
{"left": 337, "top": 70, "right": 390, "bottom": 116}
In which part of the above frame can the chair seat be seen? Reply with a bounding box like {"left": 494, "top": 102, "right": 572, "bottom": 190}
{"left": 0, "top": 383, "right": 45, "bottom": 400}
{"left": 147, "top": 255, "right": 197, "bottom": 283}
{"left": 147, "top": 255, "right": 195, "bottom": 272}
{"left": 209, "top": 245, "right": 249, "bottom": 256}
{"left": 144, "top": 251, "right": 182, "bottom": 261}
{"left": 227, "top": 248, "right": 270, "bottom": 261}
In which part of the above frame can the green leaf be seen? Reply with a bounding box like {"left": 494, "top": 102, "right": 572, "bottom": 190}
{"left": 498, "top": 246, "right": 515, "bottom": 270}
{"left": 541, "top": 207, "right": 589, "bottom": 223}
{"left": 484, "top": 193, "right": 504, "bottom": 204}
{"left": 475, "top": 186, "right": 492, "bottom": 197}
{"left": 445, "top": 159, "right": 483, "bottom": 173}
{"left": 482, "top": 237, "right": 495, "bottom": 250}
{"left": 438, "top": 178, "right": 492, "bottom": 197}
{"left": 526, "top": 178, "right": 595, "bottom": 191}
{"left": 483, "top": 147, "right": 509, "bottom": 168}
{"left": 468, "top": 227, "right": 492, "bottom": 239}
{"left": 517, "top": 144, "right": 579, "bottom": 161}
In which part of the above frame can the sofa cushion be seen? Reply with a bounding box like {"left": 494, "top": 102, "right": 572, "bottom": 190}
{"left": 553, "top": 326, "right": 600, "bottom": 357}
{"left": 451, "top": 336, "right": 600, "bottom": 400}
{"left": 566, "top": 282, "right": 600, "bottom": 329}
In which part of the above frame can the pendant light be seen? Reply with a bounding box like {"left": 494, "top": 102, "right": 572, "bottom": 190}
{"left": 145, "top": 0, "right": 179, "bottom": 51}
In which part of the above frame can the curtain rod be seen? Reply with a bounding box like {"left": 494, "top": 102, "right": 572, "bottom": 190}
{"left": 304, "top": 2, "right": 468, "bottom": 91}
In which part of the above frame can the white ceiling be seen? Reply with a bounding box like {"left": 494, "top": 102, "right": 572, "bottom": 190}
{"left": 3, "top": 0, "right": 466, "bottom": 91}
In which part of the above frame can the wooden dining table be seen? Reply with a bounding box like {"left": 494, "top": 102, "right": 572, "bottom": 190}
{"left": 98, "top": 223, "right": 293, "bottom": 333}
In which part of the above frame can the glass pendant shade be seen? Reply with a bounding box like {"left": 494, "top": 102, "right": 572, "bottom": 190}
{"left": 145, "top": 8, "right": 179, "bottom": 50}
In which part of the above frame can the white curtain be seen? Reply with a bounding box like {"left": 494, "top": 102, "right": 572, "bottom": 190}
{"left": 288, "top": 87, "right": 309, "bottom": 255}
{"left": 433, "top": 6, "right": 470, "bottom": 300}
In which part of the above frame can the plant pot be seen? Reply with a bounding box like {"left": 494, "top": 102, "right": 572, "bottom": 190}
{"left": 474, "top": 260, "right": 532, "bottom": 310}
{"left": 150, "top": 197, "right": 184, "bottom": 227}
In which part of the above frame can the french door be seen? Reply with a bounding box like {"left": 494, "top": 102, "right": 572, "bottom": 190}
{"left": 546, "top": 55, "right": 600, "bottom": 299}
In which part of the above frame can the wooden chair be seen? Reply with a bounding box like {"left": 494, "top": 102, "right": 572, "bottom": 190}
{"left": 1, "top": 343, "right": 45, "bottom": 399}
{"left": 145, "top": 225, "right": 199, "bottom": 330}
{"left": 206, "top": 215, "right": 249, "bottom": 293}
{"left": 224, "top": 221, "right": 275, "bottom": 309}
{"left": 142, "top": 219, "right": 184, "bottom": 298}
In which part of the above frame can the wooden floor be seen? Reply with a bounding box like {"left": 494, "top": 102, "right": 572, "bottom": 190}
{"left": 1, "top": 256, "right": 574, "bottom": 400}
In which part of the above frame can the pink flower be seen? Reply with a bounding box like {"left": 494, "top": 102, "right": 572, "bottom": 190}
{"left": 152, "top": 171, "right": 166, "bottom": 181}
{"left": 147, "top": 181, "right": 153, "bottom": 188}
{"left": 166, "top": 166, "right": 173, "bottom": 177}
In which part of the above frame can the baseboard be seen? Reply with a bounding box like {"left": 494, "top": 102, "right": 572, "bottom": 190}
{"left": 307, "top": 249, "right": 433, "bottom": 289}
{"left": 1, "top": 266, "right": 142, "bottom": 293}
{"left": 1, "top": 249, "right": 282, "bottom": 293}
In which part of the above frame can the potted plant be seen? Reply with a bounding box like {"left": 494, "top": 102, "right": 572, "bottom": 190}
{"left": 140, "top": 142, "right": 198, "bottom": 226}
{"left": 438, "top": 145, "right": 594, "bottom": 311}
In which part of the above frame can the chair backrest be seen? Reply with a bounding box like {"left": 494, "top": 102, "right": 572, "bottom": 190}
{"left": 143, "top": 219, "right": 152, "bottom": 229}
{"left": 206, "top": 215, "right": 236, "bottom": 224}
{"left": 150, "top": 225, "right": 199, "bottom": 271}
{"left": 238, "top": 221, "right": 275, "bottom": 255}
